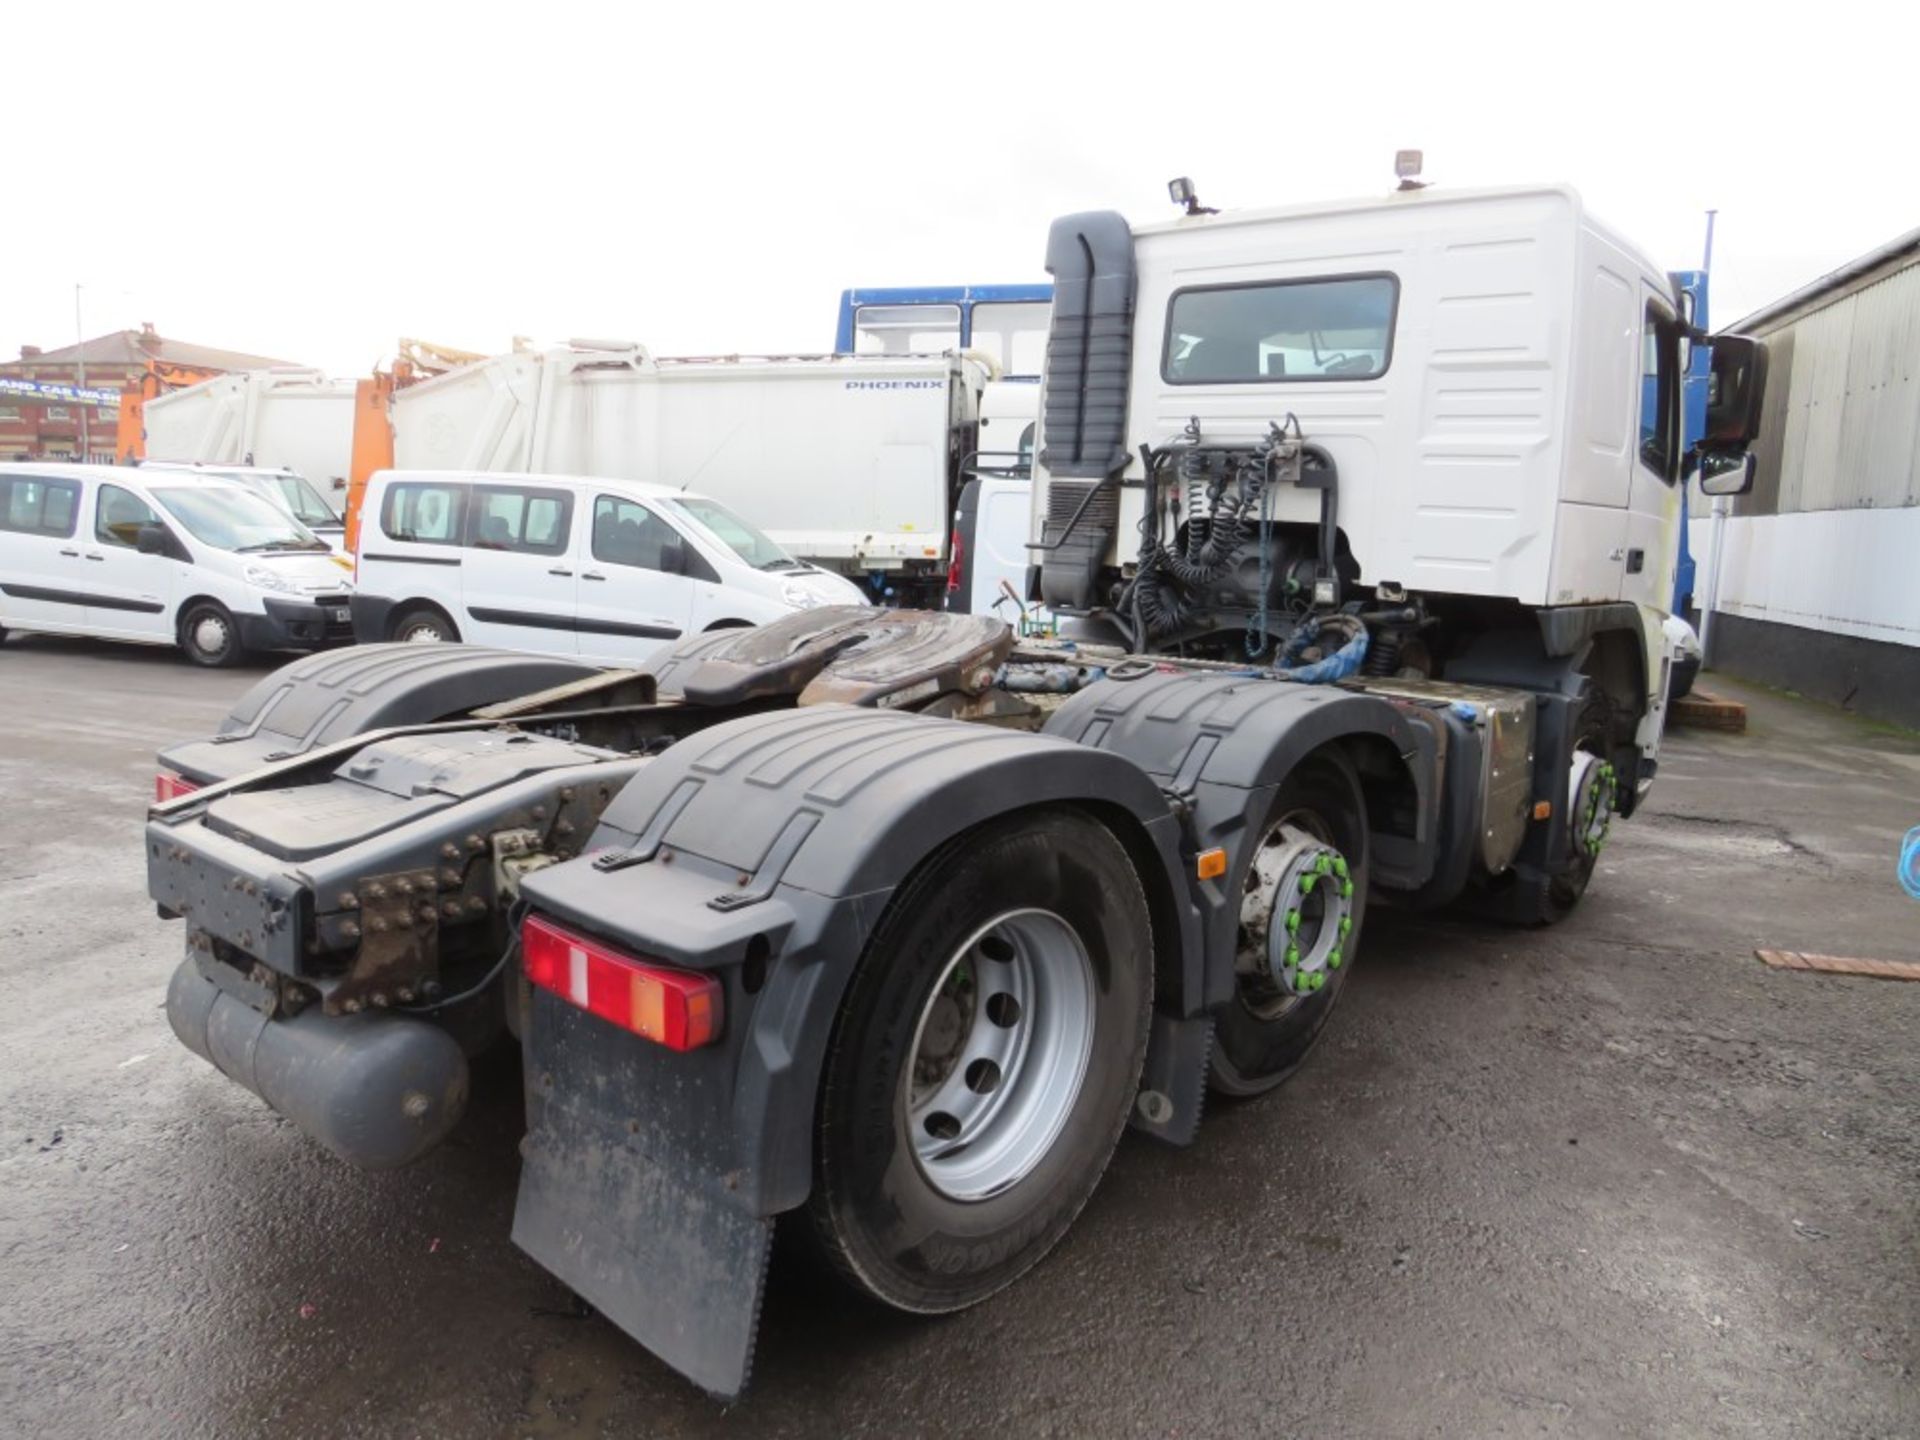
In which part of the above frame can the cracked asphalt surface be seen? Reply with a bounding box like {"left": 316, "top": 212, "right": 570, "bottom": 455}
{"left": 1, "top": 635, "right": 1914, "bottom": 1437}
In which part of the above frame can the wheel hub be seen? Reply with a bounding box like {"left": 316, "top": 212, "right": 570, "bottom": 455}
{"left": 193, "top": 614, "right": 230, "bottom": 654}
{"left": 1568, "top": 752, "right": 1617, "bottom": 857}
{"left": 1239, "top": 824, "right": 1355, "bottom": 998}
{"left": 904, "top": 909, "right": 1095, "bottom": 1202}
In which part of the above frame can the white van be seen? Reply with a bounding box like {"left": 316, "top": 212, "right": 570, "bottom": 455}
{"left": 0, "top": 462, "right": 353, "bottom": 667}
{"left": 351, "top": 469, "right": 868, "bottom": 664}
{"left": 139, "top": 461, "right": 346, "bottom": 550}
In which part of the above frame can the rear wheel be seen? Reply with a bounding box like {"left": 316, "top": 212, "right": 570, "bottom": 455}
{"left": 806, "top": 809, "right": 1152, "bottom": 1313}
{"left": 1210, "top": 754, "right": 1369, "bottom": 1096}
{"left": 391, "top": 606, "right": 458, "bottom": 644}
{"left": 179, "top": 601, "right": 246, "bottom": 668}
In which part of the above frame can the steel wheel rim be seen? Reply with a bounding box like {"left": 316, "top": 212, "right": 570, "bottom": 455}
{"left": 191, "top": 612, "right": 231, "bottom": 657}
{"left": 401, "top": 622, "right": 445, "bottom": 644}
{"left": 904, "top": 907, "right": 1096, "bottom": 1202}
{"left": 1236, "top": 809, "right": 1351, "bottom": 1021}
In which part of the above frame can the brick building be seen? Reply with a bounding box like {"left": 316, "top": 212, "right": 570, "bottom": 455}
{"left": 0, "top": 323, "right": 295, "bottom": 462}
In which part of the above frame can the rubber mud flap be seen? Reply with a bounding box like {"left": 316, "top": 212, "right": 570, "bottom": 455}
{"left": 511, "top": 995, "right": 773, "bottom": 1398}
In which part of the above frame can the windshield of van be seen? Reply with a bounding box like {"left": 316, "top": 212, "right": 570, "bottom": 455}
{"left": 267, "top": 473, "right": 340, "bottom": 526}
{"left": 667, "top": 496, "right": 801, "bottom": 571}
{"left": 151, "top": 486, "right": 329, "bottom": 553}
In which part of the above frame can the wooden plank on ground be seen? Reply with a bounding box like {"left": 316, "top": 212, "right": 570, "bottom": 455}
{"left": 1671, "top": 688, "right": 1748, "bottom": 732}
{"left": 1754, "top": 949, "right": 1920, "bottom": 981}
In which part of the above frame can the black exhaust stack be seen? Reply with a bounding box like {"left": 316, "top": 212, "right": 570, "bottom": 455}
{"left": 1037, "top": 211, "right": 1135, "bottom": 610}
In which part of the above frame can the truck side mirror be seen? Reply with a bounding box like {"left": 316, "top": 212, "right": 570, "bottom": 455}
{"left": 1704, "top": 334, "right": 1768, "bottom": 447}
{"left": 136, "top": 523, "right": 171, "bottom": 556}
{"left": 1697, "top": 450, "right": 1756, "bottom": 497}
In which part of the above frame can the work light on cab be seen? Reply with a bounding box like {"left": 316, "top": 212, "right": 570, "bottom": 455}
{"left": 520, "top": 914, "right": 722, "bottom": 1051}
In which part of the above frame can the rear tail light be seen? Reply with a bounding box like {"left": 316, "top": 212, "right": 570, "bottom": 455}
{"left": 947, "top": 526, "right": 965, "bottom": 596}
{"left": 520, "top": 913, "right": 721, "bottom": 1051}
{"left": 155, "top": 770, "right": 200, "bottom": 803}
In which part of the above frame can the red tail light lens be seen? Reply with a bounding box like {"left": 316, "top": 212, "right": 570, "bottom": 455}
{"left": 947, "top": 526, "right": 964, "bottom": 595}
{"left": 520, "top": 914, "right": 721, "bottom": 1051}
{"left": 155, "top": 771, "right": 200, "bottom": 802}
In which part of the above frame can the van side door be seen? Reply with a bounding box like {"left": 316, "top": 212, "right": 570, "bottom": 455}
{"left": 574, "top": 493, "right": 697, "bottom": 666}
{"left": 86, "top": 481, "right": 179, "bottom": 641}
{"left": 458, "top": 482, "right": 579, "bottom": 655}
{"left": 0, "top": 472, "right": 88, "bottom": 633}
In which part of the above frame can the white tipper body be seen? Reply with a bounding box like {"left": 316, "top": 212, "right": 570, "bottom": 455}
{"left": 393, "top": 345, "right": 987, "bottom": 578}
{"left": 1032, "top": 183, "right": 1685, "bottom": 753}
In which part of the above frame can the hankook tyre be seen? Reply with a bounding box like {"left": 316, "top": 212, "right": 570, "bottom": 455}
{"left": 806, "top": 808, "right": 1153, "bottom": 1313}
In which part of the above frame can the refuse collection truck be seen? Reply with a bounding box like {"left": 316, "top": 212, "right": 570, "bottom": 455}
{"left": 390, "top": 344, "right": 991, "bottom": 605}
{"left": 144, "top": 181, "right": 1767, "bottom": 1399}
{"left": 140, "top": 367, "right": 358, "bottom": 501}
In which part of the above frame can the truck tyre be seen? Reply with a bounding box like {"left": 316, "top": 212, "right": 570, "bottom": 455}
{"left": 1209, "top": 752, "right": 1369, "bottom": 1097}
{"left": 179, "top": 601, "right": 247, "bottom": 668}
{"left": 390, "top": 606, "right": 459, "bottom": 644}
{"left": 1516, "top": 686, "right": 1616, "bottom": 924}
{"left": 806, "top": 808, "right": 1152, "bottom": 1314}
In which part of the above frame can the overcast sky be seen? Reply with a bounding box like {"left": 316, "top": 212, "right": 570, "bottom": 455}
{"left": 6, "top": 1, "right": 1909, "bottom": 374}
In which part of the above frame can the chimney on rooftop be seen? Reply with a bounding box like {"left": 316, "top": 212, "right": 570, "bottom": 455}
{"left": 20, "top": 345, "right": 41, "bottom": 359}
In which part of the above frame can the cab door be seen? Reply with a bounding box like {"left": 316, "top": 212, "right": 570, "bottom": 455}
{"left": 85, "top": 481, "right": 178, "bottom": 641}
{"left": 1622, "top": 295, "right": 1683, "bottom": 613}
{"left": 573, "top": 493, "right": 695, "bottom": 666}
{"left": 457, "top": 482, "right": 579, "bottom": 655}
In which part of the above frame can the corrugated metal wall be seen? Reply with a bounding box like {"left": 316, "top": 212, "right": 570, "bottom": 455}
{"left": 1728, "top": 256, "right": 1920, "bottom": 517}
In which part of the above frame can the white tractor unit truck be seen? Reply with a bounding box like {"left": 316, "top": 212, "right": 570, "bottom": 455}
{"left": 390, "top": 344, "right": 991, "bottom": 605}
{"left": 143, "top": 182, "right": 1765, "bottom": 1399}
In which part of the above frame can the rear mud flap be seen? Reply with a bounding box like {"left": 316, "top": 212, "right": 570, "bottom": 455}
{"left": 510, "top": 994, "right": 774, "bottom": 1398}
{"left": 513, "top": 1126, "right": 772, "bottom": 1397}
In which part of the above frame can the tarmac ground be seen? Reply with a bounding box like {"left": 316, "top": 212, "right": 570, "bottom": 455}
{"left": 1, "top": 634, "right": 1914, "bottom": 1438}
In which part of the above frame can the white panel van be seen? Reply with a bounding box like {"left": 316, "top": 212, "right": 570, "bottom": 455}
{"left": 351, "top": 470, "right": 868, "bottom": 665}
{"left": 0, "top": 462, "right": 353, "bottom": 666}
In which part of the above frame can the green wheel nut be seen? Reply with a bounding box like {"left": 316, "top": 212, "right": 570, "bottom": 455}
{"left": 1287, "top": 944, "right": 1300, "bottom": 965}
{"left": 1310, "top": 972, "right": 1325, "bottom": 991}
{"left": 1339, "top": 879, "right": 1354, "bottom": 898}
{"left": 1339, "top": 915, "right": 1352, "bottom": 937}
{"left": 1316, "top": 855, "right": 1333, "bottom": 875}
{"left": 1286, "top": 909, "right": 1302, "bottom": 934}
{"left": 1328, "top": 948, "right": 1343, "bottom": 968}
{"left": 1333, "top": 856, "right": 1349, "bottom": 878}
{"left": 1301, "top": 875, "right": 1316, "bottom": 893}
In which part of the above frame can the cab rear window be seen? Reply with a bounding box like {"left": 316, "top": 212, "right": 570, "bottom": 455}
{"left": 1163, "top": 274, "right": 1399, "bottom": 383}
{"left": 0, "top": 475, "right": 81, "bottom": 537}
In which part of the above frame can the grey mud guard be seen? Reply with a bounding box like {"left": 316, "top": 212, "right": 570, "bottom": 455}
{"left": 512, "top": 995, "right": 772, "bottom": 1398}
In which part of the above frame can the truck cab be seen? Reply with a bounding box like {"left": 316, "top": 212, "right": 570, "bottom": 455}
{"left": 1032, "top": 184, "right": 1763, "bottom": 785}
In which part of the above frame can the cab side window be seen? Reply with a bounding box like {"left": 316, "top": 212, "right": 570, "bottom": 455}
{"left": 0, "top": 476, "right": 81, "bottom": 537}
{"left": 1639, "top": 303, "right": 1679, "bottom": 481}
{"left": 592, "top": 496, "right": 681, "bottom": 571}
{"left": 96, "top": 484, "right": 163, "bottom": 548}
{"left": 382, "top": 482, "right": 468, "bottom": 545}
